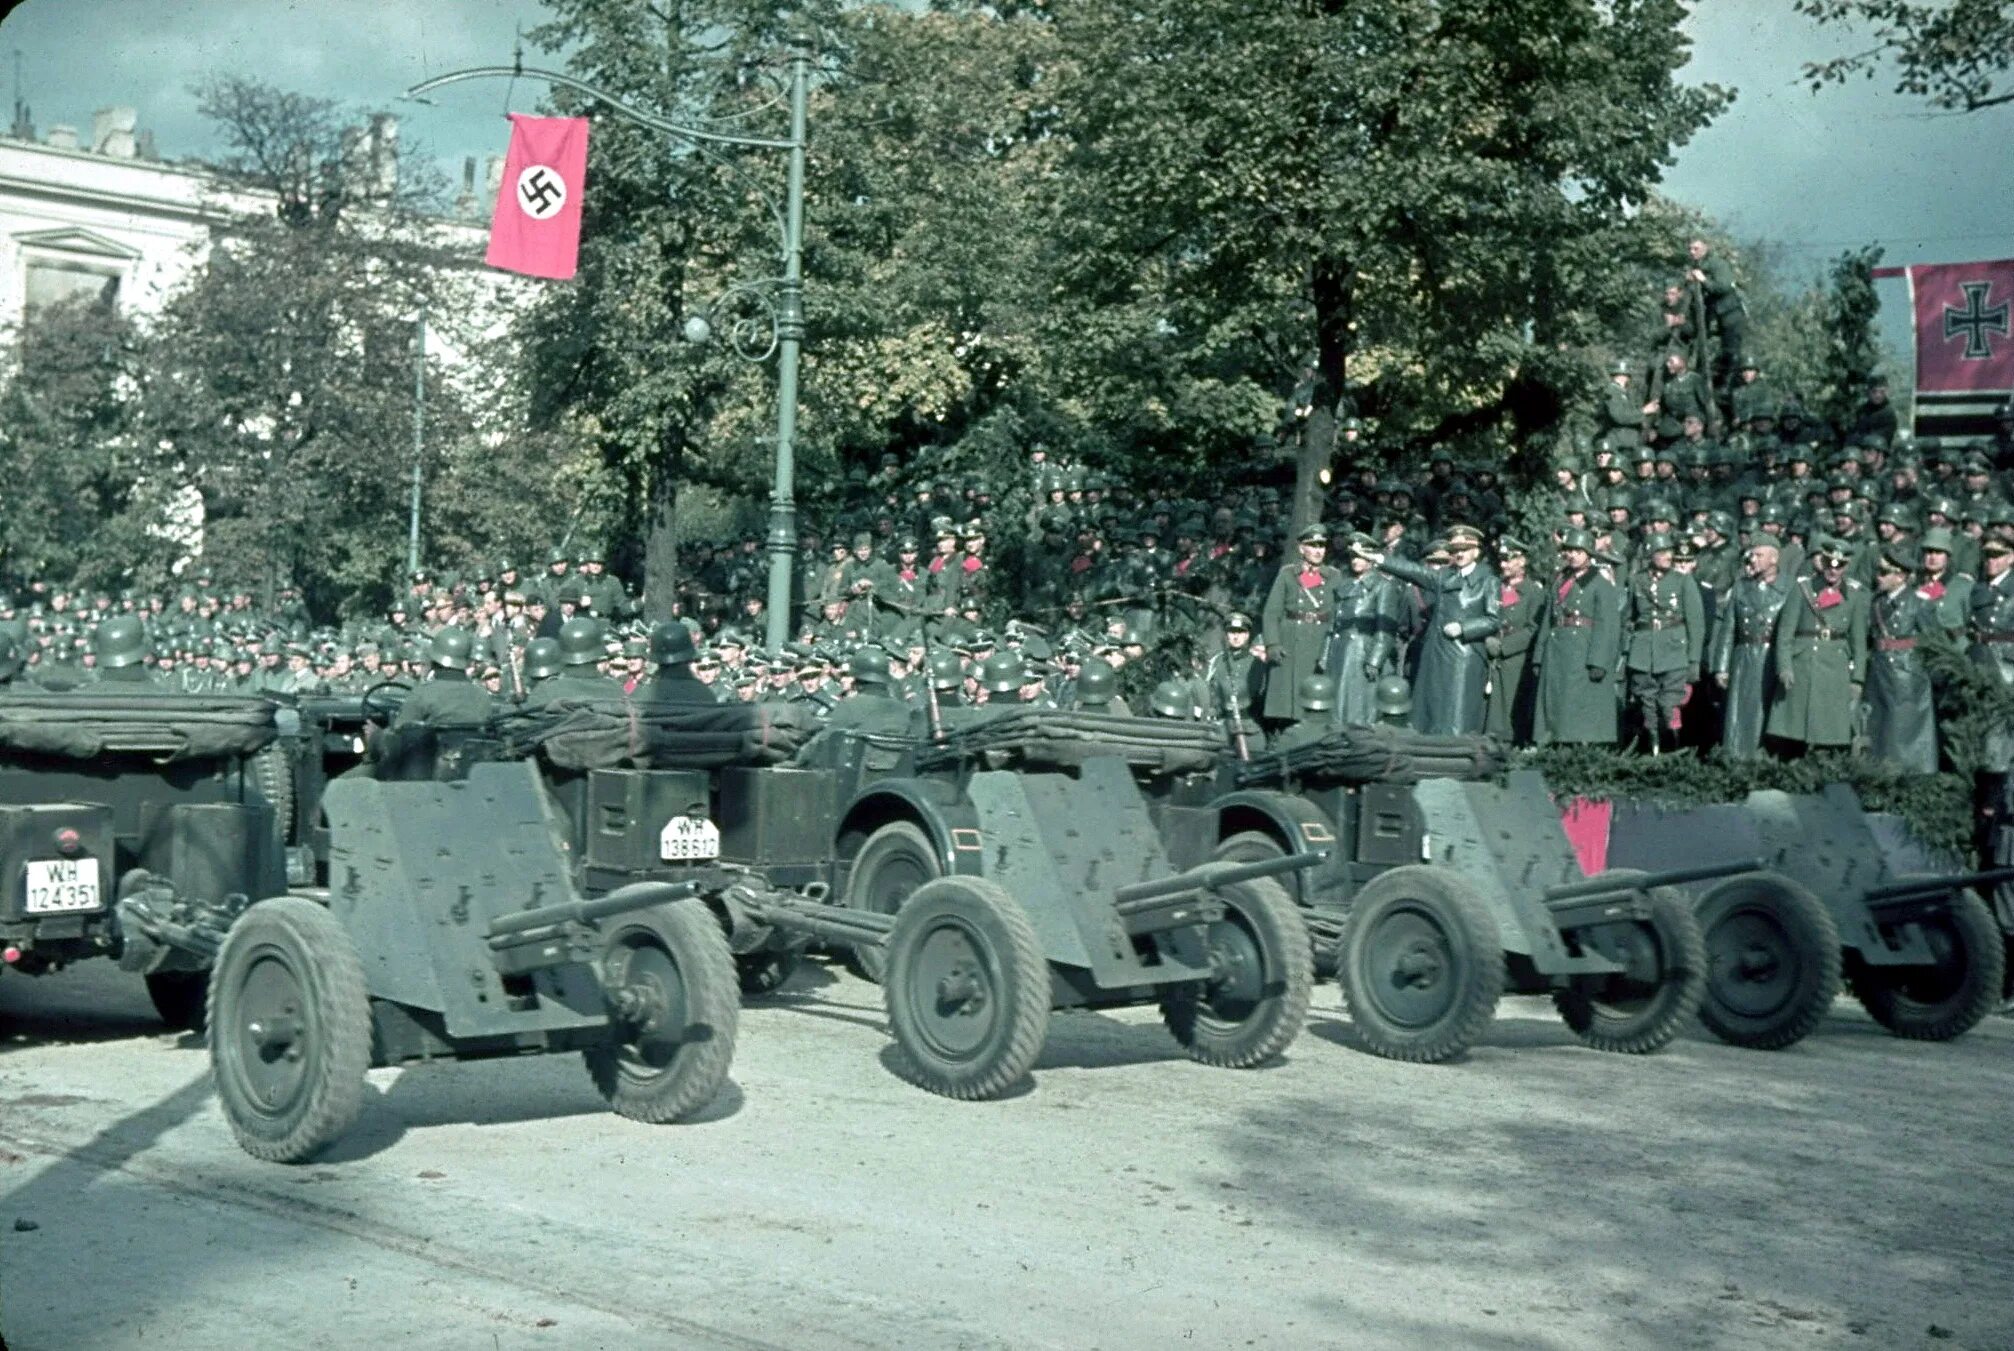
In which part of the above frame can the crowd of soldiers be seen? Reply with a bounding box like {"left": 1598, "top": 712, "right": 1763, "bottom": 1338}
{"left": 5, "top": 231, "right": 2014, "bottom": 774}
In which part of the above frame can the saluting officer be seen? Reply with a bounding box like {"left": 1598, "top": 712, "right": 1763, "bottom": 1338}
{"left": 1260, "top": 524, "right": 1344, "bottom": 725}
{"left": 1351, "top": 523, "right": 1501, "bottom": 736}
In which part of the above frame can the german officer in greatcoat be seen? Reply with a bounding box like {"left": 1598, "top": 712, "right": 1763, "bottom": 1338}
{"left": 1324, "top": 532, "right": 1402, "bottom": 727}
{"left": 1708, "top": 539, "right": 1789, "bottom": 760}
{"left": 1766, "top": 538, "right": 1870, "bottom": 754}
{"left": 1260, "top": 524, "right": 1344, "bottom": 724}
{"left": 1864, "top": 544, "right": 1939, "bottom": 772}
{"left": 1351, "top": 523, "right": 1500, "bottom": 735}
{"left": 1534, "top": 527, "right": 1620, "bottom": 745}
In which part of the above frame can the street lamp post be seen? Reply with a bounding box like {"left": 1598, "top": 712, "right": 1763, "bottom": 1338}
{"left": 404, "top": 48, "right": 810, "bottom": 654}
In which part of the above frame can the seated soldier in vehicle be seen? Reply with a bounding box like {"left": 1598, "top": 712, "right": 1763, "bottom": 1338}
{"left": 518, "top": 636, "right": 563, "bottom": 703}
{"left": 82, "top": 617, "right": 165, "bottom": 691}
{"left": 1072, "top": 659, "right": 1132, "bottom": 716}
{"left": 822, "top": 648, "right": 915, "bottom": 738}
{"left": 633, "top": 622, "right": 719, "bottom": 707}
{"left": 522, "top": 617, "right": 624, "bottom": 708}
{"left": 391, "top": 627, "right": 495, "bottom": 729}
{"left": 1271, "top": 674, "right": 1337, "bottom": 752}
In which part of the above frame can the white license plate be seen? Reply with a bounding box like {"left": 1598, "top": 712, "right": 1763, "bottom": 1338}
{"left": 25, "top": 858, "right": 102, "bottom": 914}
{"left": 659, "top": 816, "right": 722, "bottom": 862}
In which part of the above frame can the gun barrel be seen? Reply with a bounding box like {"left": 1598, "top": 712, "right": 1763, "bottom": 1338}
{"left": 1114, "top": 850, "right": 1323, "bottom": 910}
{"left": 487, "top": 880, "right": 702, "bottom": 941}
{"left": 1544, "top": 858, "right": 1762, "bottom": 904}
{"left": 1863, "top": 864, "right": 2014, "bottom": 904}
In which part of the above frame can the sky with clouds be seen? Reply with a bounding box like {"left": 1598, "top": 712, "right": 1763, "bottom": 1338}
{"left": 2, "top": 0, "right": 2008, "bottom": 364}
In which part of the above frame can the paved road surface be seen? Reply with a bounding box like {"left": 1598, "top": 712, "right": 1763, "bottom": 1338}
{"left": 2, "top": 960, "right": 2009, "bottom": 1350}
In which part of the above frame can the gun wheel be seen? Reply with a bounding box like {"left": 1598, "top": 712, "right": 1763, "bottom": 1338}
{"left": 884, "top": 877, "right": 1049, "bottom": 1100}
{"left": 1695, "top": 872, "right": 1842, "bottom": 1050}
{"left": 208, "top": 897, "right": 370, "bottom": 1164}
{"left": 1554, "top": 873, "right": 1705, "bottom": 1054}
{"left": 842, "top": 820, "right": 940, "bottom": 983}
{"left": 1159, "top": 876, "right": 1313, "bottom": 1068}
{"left": 1337, "top": 865, "right": 1504, "bottom": 1063}
{"left": 1851, "top": 884, "right": 2005, "bottom": 1041}
{"left": 585, "top": 898, "right": 739, "bottom": 1123}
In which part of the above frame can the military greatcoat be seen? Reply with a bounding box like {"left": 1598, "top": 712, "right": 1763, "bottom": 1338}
{"left": 1373, "top": 555, "right": 1501, "bottom": 736}
{"left": 1967, "top": 566, "right": 2014, "bottom": 772}
{"left": 1485, "top": 574, "right": 1542, "bottom": 744}
{"left": 1864, "top": 585, "right": 1939, "bottom": 773}
{"left": 1534, "top": 567, "right": 1620, "bottom": 745}
{"left": 1260, "top": 560, "right": 1344, "bottom": 722}
{"left": 1324, "top": 569, "right": 1401, "bottom": 727}
{"left": 1707, "top": 574, "right": 1789, "bottom": 759}
{"left": 1765, "top": 576, "right": 1870, "bottom": 749}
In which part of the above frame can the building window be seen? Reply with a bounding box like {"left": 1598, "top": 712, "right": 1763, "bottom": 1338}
{"left": 23, "top": 257, "right": 121, "bottom": 314}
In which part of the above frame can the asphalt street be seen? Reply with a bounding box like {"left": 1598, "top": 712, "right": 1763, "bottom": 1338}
{"left": 1, "top": 959, "right": 2009, "bottom": 1351}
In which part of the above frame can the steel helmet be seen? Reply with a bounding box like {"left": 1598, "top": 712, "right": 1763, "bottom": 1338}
{"left": 429, "top": 626, "right": 473, "bottom": 671}
{"left": 1296, "top": 674, "right": 1337, "bottom": 713}
{"left": 928, "top": 650, "right": 965, "bottom": 690}
{"left": 1149, "top": 680, "right": 1193, "bottom": 719}
{"left": 558, "top": 617, "right": 605, "bottom": 667}
{"left": 93, "top": 615, "right": 147, "bottom": 669}
{"left": 522, "top": 637, "right": 563, "bottom": 682}
{"left": 1076, "top": 661, "right": 1118, "bottom": 708}
{"left": 980, "top": 650, "right": 1026, "bottom": 694}
{"left": 1375, "top": 676, "right": 1412, "bottom": 719}
{"left": 647, "top": 621, "right": 697, "bottom": 667}
{"left": 849, "top": 647, "right": 891, "bottom": 687}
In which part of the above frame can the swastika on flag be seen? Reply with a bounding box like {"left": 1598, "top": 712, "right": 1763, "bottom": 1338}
{"left": 516, "top": 164, "right": 568, "bottom": 221}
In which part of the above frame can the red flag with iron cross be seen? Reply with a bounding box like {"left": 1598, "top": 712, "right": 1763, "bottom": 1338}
{"left": 485, "top": 114, "right": 589, "bottom": 280}
{"left": 1874, "top": 259, "right": 2014, "bottom": 439}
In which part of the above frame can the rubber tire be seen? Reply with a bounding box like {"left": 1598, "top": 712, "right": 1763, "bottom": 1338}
{"left": 843, "top": 821, "right": 940, "bottom": 983}
{"left": 1159, "top": 876, "right": 1313, "bottom": 1068}
{"left": 1337, "top": 865, "right": 1504, "bottom": 1064}
{"left": 207, "top": 897, "right": 371, "bottom": 1164}
{"left": 1852, "top": 887, "right": 2006, "bottom": 1042}
{"left": 1214, "top": 828, "right": 1332, "bottom": 975}
{"left": 1554, "top": 877, "right": 1706, "bottom": 1054}
{"left": 883, "top": 877, "right": 1050, "bottom": 1100}
{"left": 146, "top": 969, "right": 211, "bottom": 1033}
{"left": 1694, "top": 872, "right": 1842, "bottom": 1050}
{"left": 249, "top": 743, "right": 297, "bottom": 847}
{"left": 736, "top": 949, "right": 800, "bottom": 997}
{"left": 584, "top": 898, "right": 739, "bottom": 1123}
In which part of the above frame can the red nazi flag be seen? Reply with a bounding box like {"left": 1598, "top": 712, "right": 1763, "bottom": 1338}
{"left": 485, "top": 114, "right": 589, "bottom": 280}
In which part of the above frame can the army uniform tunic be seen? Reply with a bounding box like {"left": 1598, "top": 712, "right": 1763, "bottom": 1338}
{"left": 1201, "top": 646, "right": 1267, "bottom": 752}
{"left": 391, "top": 671, "right": 495, "bottom": 729}
{"left": 1596, "top": 379, "right": 1643, "bottom": 454}
{"left": 1967, "top": 567, "right": 2014, "bottom": 772}
{"left": 1372, "top": 555, "right": 1501, "bottom": 736}
{"left": 1324, "top": 570, "right": 1401, "bottom": 728}
{"left": 1864, "top": 586, "right": 1939, "bottom": 773}
{"left": 1260, "top": 561, "right": 1343, "bottom": 722}
{"left": 1622, "top": 568, "right": 1705, "bottom": 738}
{"left": 1765, "top": 577, "right": 1870, "bottom": 749}
{"left": 1485, "top": 574, "right": 1542, "bottom": 744}
{"left": 1534, "top": 567, "right": 1620, "bottom": 745}
{"left": 1707, "top": 574, "right": 1789, "bottom": 759}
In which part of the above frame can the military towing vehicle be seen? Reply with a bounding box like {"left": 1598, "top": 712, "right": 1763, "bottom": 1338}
{"left": 498, "top": 700, "right": 1321, "bottom": 1100}
{"left": 1146, "top": 726, "right": 1755, "bottom": 1063}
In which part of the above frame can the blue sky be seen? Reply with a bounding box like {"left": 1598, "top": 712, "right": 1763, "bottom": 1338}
{"left": 4, "top": 0, "right": 2009, "bottom": 366}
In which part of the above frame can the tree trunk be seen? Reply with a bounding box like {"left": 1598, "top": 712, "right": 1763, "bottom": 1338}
{"left": 642, "top": 424, "right": 682, "bottom": 625}
{"left": 1291, "top": 258, "right": 1355, "bottom": 542}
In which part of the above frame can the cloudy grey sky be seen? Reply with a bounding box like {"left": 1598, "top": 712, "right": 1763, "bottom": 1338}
{"left": 3, "top": 0, "right": 2008, "bottom": 362}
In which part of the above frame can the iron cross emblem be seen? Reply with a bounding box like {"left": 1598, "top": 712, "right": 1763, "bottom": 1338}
{"left": 1943, "top": 281, "right": 2010, "bottom": 360}
{"left": 516, "top": 165, "right": 568, "bottom": 221}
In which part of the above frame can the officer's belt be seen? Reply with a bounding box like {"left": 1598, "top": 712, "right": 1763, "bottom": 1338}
{"left": 1552, "top": 615, "right": 1595, "bottom": 628}
{"left": 1632, "top": 620, "right": 1679, "bottom": 632}
{"left": 1282, "top": 614, "right": 1328, "bottom": 623}
{"left": 1875, "top": 637, "right": 1917, "bottom": 653}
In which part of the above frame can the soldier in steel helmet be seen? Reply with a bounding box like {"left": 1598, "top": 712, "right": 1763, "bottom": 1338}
{"left": 635, "top": 622, "right": 719, "bottom": 707}
{"left": 523, "top": 616, "right": 622, "bottom": 708}
{"left": 1072, "top": 659, "right": 1131, "bottom": 716}
{"left": 83, "top": 617, "right": 163, "bottom": 691}
{"left": 390, "top": 627, "right": 495, "bottom": 729}
{"left": 824, "top": 647, "right": 914, "bottom": 737}
{"left": 1271, "top": 674, "right": 1336, "bottom": 752}
{"left": 1373, "top": 675, "right": 1412, "bottom": 729}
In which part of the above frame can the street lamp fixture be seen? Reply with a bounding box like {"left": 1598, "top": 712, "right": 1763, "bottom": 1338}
{"left": 403, "top": 46, "right": 811, "bottom": 655}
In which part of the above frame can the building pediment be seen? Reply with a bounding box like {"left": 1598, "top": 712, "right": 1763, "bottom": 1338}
{"left": 13, "top": 226, "right": 142, "bottom": 261}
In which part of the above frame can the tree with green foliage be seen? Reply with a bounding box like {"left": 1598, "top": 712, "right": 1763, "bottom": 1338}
{"left": 1796, "top": 0, "right": 2014, "bottom": 113}
{"left": 1046, "top": 0, "right": 1733, "bottom": 537}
